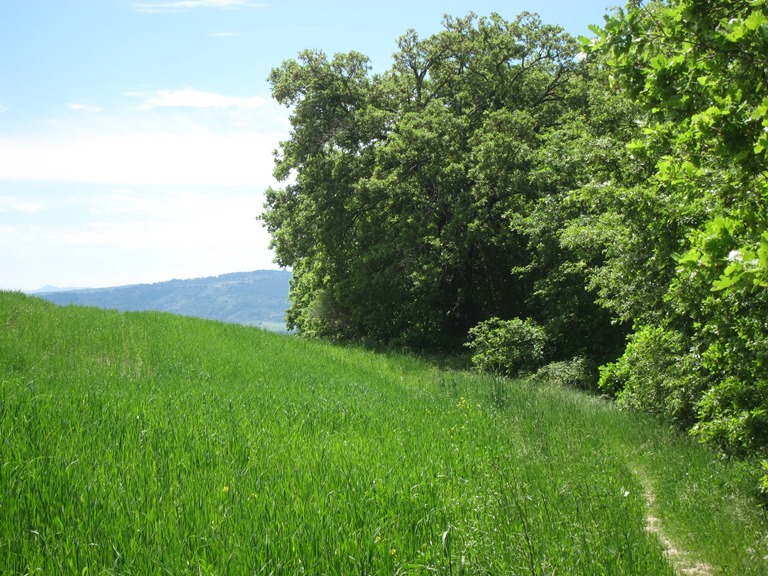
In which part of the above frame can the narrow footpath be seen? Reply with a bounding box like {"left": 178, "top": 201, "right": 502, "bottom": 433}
{"left": 634, "top": 468, "right": 714, "bottom": 576}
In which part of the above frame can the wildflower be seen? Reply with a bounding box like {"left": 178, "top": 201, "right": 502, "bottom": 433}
{"left": 222, "top": 486, "right": 229, "bottom": 494}
{"left": 727, "top": 249, "right": 743, "bottom": 262}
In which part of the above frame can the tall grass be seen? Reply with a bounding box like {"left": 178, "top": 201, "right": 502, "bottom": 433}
{"left": 1, "top": 291, "right": 766, "bottom": 574}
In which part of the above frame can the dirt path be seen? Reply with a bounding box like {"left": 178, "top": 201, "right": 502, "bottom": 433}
{"left": 636, "top": 470, "right": 714, "bottom": 576}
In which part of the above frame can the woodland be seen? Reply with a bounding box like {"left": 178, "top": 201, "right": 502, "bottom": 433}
{"left": 260, "top": 0, "right": 768, "bottom": 469}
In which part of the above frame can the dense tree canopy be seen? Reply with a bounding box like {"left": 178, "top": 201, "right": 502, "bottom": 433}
{"left": 263, "top": 12, "right": 629, "bottom": 357}
{"left": 585, "top": 0, "right": 768, "bottom": 457}
{"left": 261, "top": 1, "right": 768, "bottom": 462}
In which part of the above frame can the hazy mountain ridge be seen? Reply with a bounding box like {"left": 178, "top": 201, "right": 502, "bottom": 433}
{"left": 34, "top": 270, "right": 291, "bottom": 331}
{"left": 27, "top": 285, "right": 89, "bottom": 294}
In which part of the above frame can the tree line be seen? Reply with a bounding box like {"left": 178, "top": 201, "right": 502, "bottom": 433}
{"left": 261, "top": 0, "right": 768, "bottom": 465}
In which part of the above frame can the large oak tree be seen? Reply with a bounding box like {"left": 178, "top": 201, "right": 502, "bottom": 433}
{"left": 262, "top": 12, "right": 628, "bottom": 357}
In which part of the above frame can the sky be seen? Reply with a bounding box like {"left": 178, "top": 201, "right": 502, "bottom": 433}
{"left": 0, "top": 0, "right": 615, "bottom": 291}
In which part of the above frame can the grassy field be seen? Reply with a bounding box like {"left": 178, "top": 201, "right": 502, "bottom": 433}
{"left": 1, "top": 291, "right": 767, "bottom": 574}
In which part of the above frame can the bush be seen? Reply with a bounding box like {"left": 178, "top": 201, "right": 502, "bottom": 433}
{"left": 532, "top": 356, "right": 596, "bottom": 390}
{"left": 598, "top": 325, "right": 704, "bottom": 428}
{"left": 302, "top": 289, "right": 358, "bottom": 340}
{"left": 694, "top": 377, "right": 768, "bottom": 457}
{"left": 466, "top": 317, "right": 548, "bottom": 376}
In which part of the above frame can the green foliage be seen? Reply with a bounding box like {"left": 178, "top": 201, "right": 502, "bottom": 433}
{"left": 301, "top": 288, "right": 358, "bottom": 340}
{"left": 598, "top": 326, "right": 703, "bottom": 428}
{"left": 465, "top": 317, "right": 547, "bottom": 376}
{"left": 532, "top": 356, "right": 597, "bottom": 390}
{"left": 695, "top": 377, "right": 768, "bottom": 457}
{"left": 576, "top": 0, "right": 768, "bottom": 459}
{"left": 761, "top": 461, "right": 768, "bottom": 497}
{"left": 4, "top": 292, "right": 768, "bottom": 573}
{"left": 261, "top": 12, "right": 627, "bottom": 358}
{"left": 669, "top": 216, "right": 768, "bottom": 455}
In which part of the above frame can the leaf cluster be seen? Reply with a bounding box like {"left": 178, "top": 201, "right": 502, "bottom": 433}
{"left": 583, "top": 0, "right": 768, "bottom": 462}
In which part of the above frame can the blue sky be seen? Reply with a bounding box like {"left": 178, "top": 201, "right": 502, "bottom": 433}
{"left": 0, "top": 0, "right": 614, "bottom": 291}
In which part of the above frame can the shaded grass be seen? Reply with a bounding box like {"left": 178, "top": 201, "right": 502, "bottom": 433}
{"left": 1, "top": 291, "right": 766, "bottom": 574}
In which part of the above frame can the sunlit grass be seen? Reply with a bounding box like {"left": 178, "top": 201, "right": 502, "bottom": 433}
{"left": 1, "top": 291, "right": 766, "bottom": 574}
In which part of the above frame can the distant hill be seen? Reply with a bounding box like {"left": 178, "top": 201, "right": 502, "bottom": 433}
{"left": 34, "top": 270, "right": 291, "bottom": 331}
{"left": 27, "top": 285, "right": 89, "bottom": 294}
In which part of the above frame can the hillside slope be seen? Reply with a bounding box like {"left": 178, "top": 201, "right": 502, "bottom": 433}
{"left": 34, "top": 269, "right": 290, "bottom": 330}
{"left": 1, "top": 291, "right": 766, "bottom": 574}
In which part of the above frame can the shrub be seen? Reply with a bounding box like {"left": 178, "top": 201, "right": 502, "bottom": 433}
{"left": 598, "top": 325, "right": 704, "bottom": 428}
{"left": 302, "top": 289, "right": 358, "bottom": 340}
{"left": 532, "top": 356, "right": 596, "bottom": 390}
{"left": 693, "top": 377, "right": 768, "bottom": 457}
{"left": 466, "top": 317, "right": 547, "bottom": 376}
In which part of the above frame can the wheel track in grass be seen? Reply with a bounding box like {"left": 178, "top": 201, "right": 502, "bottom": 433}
{"left": 633, "top": 467, "right": 714, "bottom": 576}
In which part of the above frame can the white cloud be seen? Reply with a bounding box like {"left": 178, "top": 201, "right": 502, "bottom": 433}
{"left": 0, "top": 121, "right": 279, "bottom": 186}
{"left": 130, "top": 88, "right": 264, "bottom": 109}
{"left": 68, "top": 103, "right": 103, "bottom": 113}
{"left": 66, "top": 190, "right": 266, "bottom": 248}
{"left": 0, "top": 188, "right": 278, "bottom": 290}
{"left": 134, "top": 0, "right": 267, "bottom": 13}
{"left": 0, "top": 196, "right": 46, "bottom": 214}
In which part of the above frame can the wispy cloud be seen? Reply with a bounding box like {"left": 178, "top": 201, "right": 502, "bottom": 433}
{"left": 0, "top": 187, "right": 278, "bottom": 290}
{"left": 0, "top": 123, "right": 278, "bottom": 186}
{"left": 207, "top": 32, "right": 244, "bottom": 37}
{"left": 53, "top": 190, "right": 265, "bottom": 250}
{"left": 0, "top": 87, "right": 289, "bottom": 187}
{"left": 68, "top": 103, "right": 103, "bottom": 113}
{"left": 134, "top": 0, "right": 267, "bottom": 13}
{"left": 0, "top": 196, "right": 46, "bottom": 214}
{"left": 128, "top": 88, "right": 264, "bottom": 109}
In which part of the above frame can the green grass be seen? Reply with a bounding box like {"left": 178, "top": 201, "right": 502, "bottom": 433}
{"left": 1, "top": 291, "right": 767, "bottom": 574}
